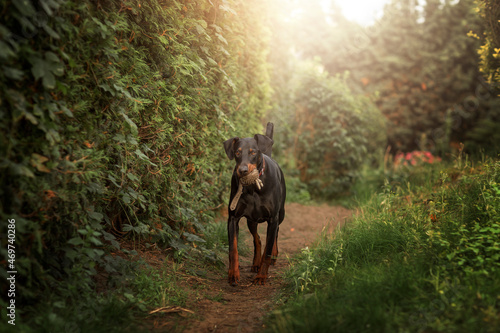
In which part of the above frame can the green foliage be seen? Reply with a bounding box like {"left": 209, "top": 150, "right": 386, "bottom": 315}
{"left": 339, "top": 0, "right": 492, "bottom": 153}
{"left": 283, "top": 175, "right": 312, "bottom": 204}
{"left": 267, "top": 158, "right": 500, "bottom": 332}
{"left": 0, "top": 0, "right": 270, "bottom": 328}
{"left": 465, "top": 0, "right": 500, "bottom": 155}
{"left": 269, "top": 0, "right": 500, "bottom": 154}
{"left": 428, "top": 163, "right": 500, "bottom": 276}
{"left": 275, "top": 61, "right": 386, "bottom": 199}
{"left": 475, "top": 0, "right": 500, "bottom": 91}
{"left": 129, "top": 263, "right": 188, "bottom": 309}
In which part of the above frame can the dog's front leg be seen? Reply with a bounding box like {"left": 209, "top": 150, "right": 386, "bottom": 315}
{"left": 247, "top": 220, "right": 262, "bottom": 272}
{"left": 227, "top": 216, "right": 240, "bottom": 286}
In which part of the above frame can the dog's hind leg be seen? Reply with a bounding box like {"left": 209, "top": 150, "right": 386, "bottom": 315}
{"left": 227, "top": 216, "right": 240, "bottom": 286}
{"left": 254, "top": 216, "right": 279, "bottom": 285}
{"left": 271, "top": 229, "right": 278, "bottom": 265}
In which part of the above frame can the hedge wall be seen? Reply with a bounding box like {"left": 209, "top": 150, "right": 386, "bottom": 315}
{"left": 0, "top": 0, "right": 270, "bottom": 304}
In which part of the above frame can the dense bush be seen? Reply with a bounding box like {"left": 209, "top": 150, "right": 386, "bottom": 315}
{"left": 0, "top": 0, "right": 269, "bottom": 312}
{"left": 276, "top": 61, "right": 386, "bottom": 199}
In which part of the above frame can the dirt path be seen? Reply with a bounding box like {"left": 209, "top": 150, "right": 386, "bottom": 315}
{"left": 183, "top": 203, "right": 352, "bottom": 333}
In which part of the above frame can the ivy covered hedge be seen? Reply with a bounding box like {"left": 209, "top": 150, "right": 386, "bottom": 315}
{"left": 0, "top": 0, "right": 269, "bottom": 306}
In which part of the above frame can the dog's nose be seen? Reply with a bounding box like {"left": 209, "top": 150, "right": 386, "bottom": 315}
{"left": 238, "top": 165, "right": 249, "bottom": 177}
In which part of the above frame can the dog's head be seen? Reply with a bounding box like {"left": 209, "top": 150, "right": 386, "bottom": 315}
{"left": 223, "top": 134, "right": 273, "bottom": 178}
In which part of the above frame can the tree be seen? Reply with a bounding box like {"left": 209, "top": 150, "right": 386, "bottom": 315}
{"left": 464, "top": 0, "right": 500, "bottom": 154}
{"left": 272, "top": 0, "right": 498, "bottom": 154}
{"left": 475, "top": 0, "right": 500, "bottom": 91}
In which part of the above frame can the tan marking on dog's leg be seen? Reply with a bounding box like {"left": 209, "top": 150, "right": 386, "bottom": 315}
{"left": 228, "top": 234, "right": 240, "bottom": 285}
{"left": 271, "top": 237, "right": 278, "bottom": 265}
{"left": 251, "top": 231, "right": 262, "bottom": 272}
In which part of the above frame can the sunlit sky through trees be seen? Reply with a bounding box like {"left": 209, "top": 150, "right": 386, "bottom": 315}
{"left": 331, "top": 0, "right": 389, "bottom": 25}
{"left": 326, "top": 0, "right": 461, "bottom": 25}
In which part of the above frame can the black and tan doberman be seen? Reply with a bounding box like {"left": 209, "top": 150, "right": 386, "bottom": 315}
{"left": 223, "top": 123, "right": 286, "bottom": 285}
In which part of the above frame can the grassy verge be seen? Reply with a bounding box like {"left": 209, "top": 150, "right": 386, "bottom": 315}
{"left": 266, "top": 157, "right": 500, "bottom": 332}
{"left": 0, "top": 218, "right": 235, "bottom": 333}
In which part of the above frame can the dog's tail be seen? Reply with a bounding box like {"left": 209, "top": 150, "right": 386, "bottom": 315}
{"left": 265, "top": 122, "right": 274, "bottom": 158}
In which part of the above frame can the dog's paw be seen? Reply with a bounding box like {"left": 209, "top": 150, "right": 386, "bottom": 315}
{"left": 253, "top": 274, "right": 267, "bottom": 285}
{"left": 228, "top": 277, "right": 239, "bottom": 286}
{"left": 228, "top": 269, "right": 240, "bottom": 286}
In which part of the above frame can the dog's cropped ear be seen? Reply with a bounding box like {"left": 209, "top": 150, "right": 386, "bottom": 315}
{"left": 254, "top": 134, "right": 273, "bottom": 156}
{"left": 223, "top": 137, "right": 239, "bottom": 160}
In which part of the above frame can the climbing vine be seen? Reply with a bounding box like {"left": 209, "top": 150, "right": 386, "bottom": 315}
{"left": 0, "top": 0, "right": 270, "bottom": 306}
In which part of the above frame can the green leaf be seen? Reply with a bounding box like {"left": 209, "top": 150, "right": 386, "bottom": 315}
{"left": 39, "top": 0, "right": 53, "bottom": 15}
{"left": 0, "top": 41, "right": 15, "bottom": 59}
{"left": 127, "top": 173, "right": 139, "bottom": 182}
{"left": 127, "top": 135, "right": 138, "bottom": 145}
{"left": 30, "top": 54, "right": 63, "bottom": 88}
{"left": 31, "top": 57, "right": 46, "bottom": 80}
{"left": 68, "top": 237, "right": 84, "bottom": 246}
{"left": 121, "top": 113, "right": 138, "bottom": 136}
{"left": 89, "top": 236, "right": 103, "bottom": 246}
{"left": 23, "top": 111, "right": 38, "bottom": 125}
{"left": 108, "top": 175, "right": 121, "bottom": 188}
{"left": 42, "top": 71, "right": 56, "bottom": 89}
{"left": 3, "top": 66, "right": 24, "bottom": 80}
{"left": 42, "top": 24, "right": 61, "bottom": 39}
{"left": 122, "top": 193, "right": 131, "bottom": 204}
{"left": 123, "top": 224, "right": 133, "bottom": 232}
{"left": 195, "top": 24, "right": 206, "bottom": 35}
{"left": 77, "top": 229, "right": 88, "bottom": 235}
{"left": 12, "top": 0, "right": 36, "bottom": 16}
{"left": 61, "top": 105, "right": 73, "bottom": 117}
{"left": 216, "top": 33, "right": 228, "bottom": 45}
{"left": 123, "top": 293, "right": 136, "bottom": 302}
{"left": 46, "top": 128, "right": 60, "bottom": 145}
{"left": 53, "top": 301, "right": 66, "bottom": 309}
{"left": 219, "top": 4, "right": 237, "bottom": 15}
{"left": 134, "top": 149, "right": 149, "bottom": 161}
{"left": 45, "top": 51, "right": 59, "bottom": 62}
{"left": 113, "top": 134, "right": 126, "bottom": 143}
{"left": 11, "top": 164, "right": 35, "bottom": 178}
{"left": 88, "top": 211, "right": 104, "bottom": 221}
{"left": 183, "top": 232, "right": 206, "bottom": 243}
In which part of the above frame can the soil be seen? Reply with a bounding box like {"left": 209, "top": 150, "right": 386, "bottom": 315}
{"left": 143, "top": 203, "right": 351, "bottom": 332}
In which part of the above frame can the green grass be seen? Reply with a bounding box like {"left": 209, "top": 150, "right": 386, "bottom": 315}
{"left": 0, "top": 291, "right": 142, "bottom": 333}
{"left": 0, "top": 218, "right": 236, "bottom": 333}
{"left": 129, "top": 262, "right": 188, "bottom": 310}
{"left": 203, "top": 218, "right": 251, "bottom": 257}
{"left": 266, "top": 158, "right": 500, "bottom": 332}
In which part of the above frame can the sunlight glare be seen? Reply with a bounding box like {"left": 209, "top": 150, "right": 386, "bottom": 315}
{"left": 326, "top": 0, "right": 390, "bottom": 25}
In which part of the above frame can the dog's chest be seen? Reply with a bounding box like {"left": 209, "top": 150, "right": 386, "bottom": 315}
{"left": 235, "top": 188, "right": 274, "bottom": 221}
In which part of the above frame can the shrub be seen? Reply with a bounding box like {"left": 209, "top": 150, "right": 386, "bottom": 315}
{"left": 0, "top": 0, "right": 270, "bottom": 324}
{"left": 280, "top": 62, "right": 386, "bottom": 199}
